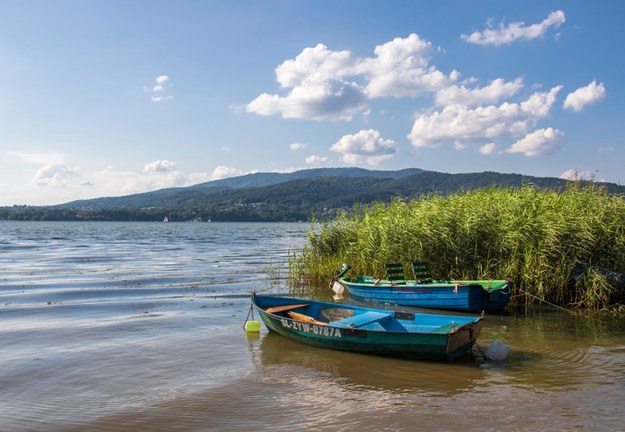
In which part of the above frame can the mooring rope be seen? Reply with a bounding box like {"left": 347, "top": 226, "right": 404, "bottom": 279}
{"left": 243, "top": 301, "right": 255, "bottom": 329}
{"left": 517, "top": 288, "right": 577, "bottom": 314}
{"left": 516, "top": 287, "right": 620, "bottom": 328}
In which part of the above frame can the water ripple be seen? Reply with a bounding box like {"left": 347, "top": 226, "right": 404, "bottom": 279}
{"left": 3, "top": 221, "right": 625, "bottom": 431}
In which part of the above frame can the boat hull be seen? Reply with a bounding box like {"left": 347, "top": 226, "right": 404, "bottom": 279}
{"left": 340, "top": 278, "right": 510, "bottom": 312}
{"left": 252, "top": 294, "right": 483, "bottom": 361}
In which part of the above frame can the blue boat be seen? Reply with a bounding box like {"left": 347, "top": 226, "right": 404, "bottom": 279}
{"left": 336, "top": 262, "right": 511, "bottom": 313}
{"left": 251, "top": 293, "right": 484, "bottom": 361}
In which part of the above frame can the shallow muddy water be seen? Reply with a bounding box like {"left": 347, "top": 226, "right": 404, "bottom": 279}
{"left": 1, "top": 221, "right": 624, "bottom": 431}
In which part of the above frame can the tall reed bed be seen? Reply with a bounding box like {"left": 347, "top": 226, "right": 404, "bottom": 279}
{"left": 288, "top": 183, "right": 625, "bottom": 309}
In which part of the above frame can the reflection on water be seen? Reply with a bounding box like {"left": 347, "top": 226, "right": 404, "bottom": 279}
{"left": 254, "top": 332, "right": 485, "bottom": 395}
{"left": 2, "top": 221, "right": 625, "bottom": 431}
{"left": 488, "top": 308, "right": 625, "bottom": 393}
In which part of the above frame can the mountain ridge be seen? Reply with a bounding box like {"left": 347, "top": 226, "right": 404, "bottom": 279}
{"left": 55, "top": 167, "right": 426, "bottom": 209}
{"left": 2, "top": 167, "right": 623, "bottom": 222}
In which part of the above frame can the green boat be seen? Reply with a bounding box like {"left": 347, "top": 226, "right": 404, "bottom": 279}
{"left": 251, "top": 293, "right": 484, "bottom": 361}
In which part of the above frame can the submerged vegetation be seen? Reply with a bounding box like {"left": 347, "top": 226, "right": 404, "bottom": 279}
{"left": 289, "top": 183, "right": 625, "bottom": 310}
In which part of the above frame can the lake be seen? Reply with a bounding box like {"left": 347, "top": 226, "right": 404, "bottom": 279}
{"left": 1, "top": 221, "right": 624, "bottom": 431}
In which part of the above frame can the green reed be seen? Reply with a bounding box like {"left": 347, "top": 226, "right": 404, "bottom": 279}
{"left": 288, "top": 182, "right": 625, "bottom": 309}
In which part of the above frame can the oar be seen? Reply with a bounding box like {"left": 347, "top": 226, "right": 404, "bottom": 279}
{"left": 287, "top": 311, "right": 327, "bottom": 325}
{"left": 265, "top": 303, "right": 309, "bottom": 314}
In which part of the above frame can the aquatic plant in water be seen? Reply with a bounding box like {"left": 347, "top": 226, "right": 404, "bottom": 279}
{"left": 288, "top": 183, "right": 625, "bottom": 309}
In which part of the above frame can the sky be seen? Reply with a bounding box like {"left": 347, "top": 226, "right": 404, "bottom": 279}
{"left": 1, "top": 1, "right": 624, "bottom": 206}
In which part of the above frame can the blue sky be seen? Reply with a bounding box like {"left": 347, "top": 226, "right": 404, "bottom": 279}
{"left": 1, "top": 1, "right": 623, "bottom": 206}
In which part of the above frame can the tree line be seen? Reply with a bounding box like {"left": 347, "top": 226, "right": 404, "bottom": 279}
{"left": 2, "top": 171, "right": 623, "bottom": 222}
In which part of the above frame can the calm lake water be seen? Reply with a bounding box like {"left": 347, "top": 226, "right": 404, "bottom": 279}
{"left": 1, "top": 221, "right": 625, "bottom": 431}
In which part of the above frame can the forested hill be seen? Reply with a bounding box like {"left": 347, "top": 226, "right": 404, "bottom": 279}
{"left": 2, "top": 168, "right": 624, "bottom": 222}
{"left": 55, "top": 167, "right": 425, "bottom": 209}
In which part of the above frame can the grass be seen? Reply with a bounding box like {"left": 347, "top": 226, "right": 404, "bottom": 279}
{"left": 288, "top": 182, "right": 625, "bottom": 309}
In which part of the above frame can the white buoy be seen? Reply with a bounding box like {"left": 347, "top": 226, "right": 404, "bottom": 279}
{"left": 484, "top": 339, "right": 510, "bottom": 361}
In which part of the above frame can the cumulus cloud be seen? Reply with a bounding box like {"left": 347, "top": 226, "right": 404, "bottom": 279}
{"left": 479, "top": 143, "right": 498, "bottom": 155}
{"left": 145, "top": 75, "right": 173, "bottom": 102}
{"left": 143, "top": 159, "right": 177, "bottom": 173}
{"left": 211, "top": 165, "right": 245, "bottom": 180}
{"left": 243, "top": 27, "right": 589, "bottom": 165}
{"left": 275, "top": 44, "right": 355, "bottom": 88}
{"left": 32, "top": 164, "right": 80, "bottom": 187}
{"left": 563, "top": 80, "right": 606, "bottom": 112}
{"left": 245, "top": 43, "right": 366, "bottom": 120}
{"left": 153, "top": 75, "right": 170, "bottom": 92}
{"left": 3, "top": 150, "right": 222, "bottom": 205}
{"left": 506, "top": 127, "right": 564, "bottom": 156}
{"left": 83, "top": 166, "right": 212, "bottom": 196}
{"left": 559, "top": 169, "right": 594, "bottom": 181}
{"left": 245, "top": 34, "right": 454, "bottom": 120}
{"left": 26, "top": 156, "right": 209, "bottom": 195}
{"left": 7, "top": 151, "right": 80, "bottom": 189}
{"left": 245, "top": 77, "right": 366, "bottom": 121}
{"left": 305, "top": 155, "right": 329, "bottom": 164}
{"left": 290, "top": 142, "right": 307, "bottom": 150}
{"left": 435, "top": 77, "right": 524, "bottom": 107}
{"left": 462, "top": 10, "right": 566, "bottom": 46}
{"left": 408, "top": 86, "right": 562, "bottom": 149}
{"left": 330, "top": 129, "right": 398, "bottom": 165}
{"left": 358, "top": 33, "right": 453, "bottom": 98}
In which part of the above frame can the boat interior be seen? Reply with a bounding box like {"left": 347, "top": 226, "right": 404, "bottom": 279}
{"left": 263, "top": 302, "right": 471, "bottom": 333}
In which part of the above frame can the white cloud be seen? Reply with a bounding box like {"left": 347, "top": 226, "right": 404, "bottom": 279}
{"left": 358, "top": 33, "right": 453, "bottom": 98}
{"left": 559, "top": 169, "right": 594, "bottom": 181}
{"left": 151, "top": 95, "right": 173, "bottom": 103}
{"left": 462, "top": 10, "right": 566, "bottom": 46}
{"left": 479, "top": 143, "right": 498, "bottom": 155}
{"left": 245, "top": 34, "right": 454, "bottom": 120}
{"left": 146, "top": 75, "right": 173, "bottom": 102}
{"left": 32, "top": 164, "right": 79, "bottom": 187}
{"left": 245, "top": 78, "right": 366, "bottom": 121}
{"left": 211, "top": 165, "right": 245, "bottom": 180}
{"left": 143, "top": 159, "right": 177, "bottom": 173}
{"left": 520, "top": 85, "right": 563, "bottom": 117}
{"left": 290, "top": 142, "right": 307, "bottom": 150}
{"left": 246, "top": 43, "right": 366, "bottom": 120}
{"left": 435, "top": 77, "right": 524, "bottom": 107}
{"left": 563, "top": 80, "right": 606, "bottom": 112}
{"left": 274, "top": 43, "right": 355, "bottom": 88}
{"left": 94, "top": 165, "right": 214, "bottom": 194}
{"left": 330, "top": 129, "right": 398, "bottom": 165}
{"left": 2, "top": 151, "right": 219, "bottom": 205}
{"left": 153, "top": 75, "right": 170, "bottom": 92}
{"left": 27, "top": 159, "right": 210, "bottom": 198}
{"left": 506, "top": 127, "right": 563, "bottom": 156}
{"left": 408, "top": 86, "right": 562, "bottom": 149}
{"left": 7, "top": 151, "right": 81, "bottom": 189}
{"left": 80, "top": 167, "right": 209, "bottom": 196}
{"left": 305, "top": 155, "right": 329, "bottom": 164}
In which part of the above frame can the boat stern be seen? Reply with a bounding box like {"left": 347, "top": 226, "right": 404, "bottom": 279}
{"left": 445, "top": 317, "right": 483, "bottom": 359}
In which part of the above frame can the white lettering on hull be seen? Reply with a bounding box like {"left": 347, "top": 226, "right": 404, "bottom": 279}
{"left": 280, "top": 319, "right": 342, "bottom": 338}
